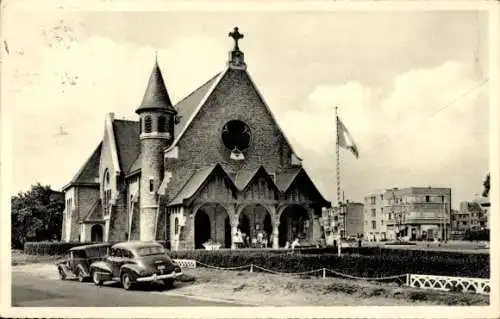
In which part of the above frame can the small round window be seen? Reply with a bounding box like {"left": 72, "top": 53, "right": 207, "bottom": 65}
{"left": 221, "top": 120, "right": 251, "bottom": 151}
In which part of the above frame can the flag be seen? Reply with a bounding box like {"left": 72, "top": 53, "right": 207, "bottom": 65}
{"left": 337, "top": 116, "right": 359, "bottom": 159}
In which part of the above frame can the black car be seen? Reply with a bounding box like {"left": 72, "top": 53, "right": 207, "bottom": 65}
{"left": 89, "top": 241, "right": 182, "bottom": 290}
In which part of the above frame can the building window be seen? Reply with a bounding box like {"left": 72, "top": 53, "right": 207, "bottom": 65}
{"left": 380, "top": 194, "right": 384, "bottom": 200}
{"left": 149, "top": 178, "right": 154, "bottom": 193}
{"left": 139, "top": 117, "right": 142, "bottom": 134}
{"left": 158, "top": 116, "right": 167, "bottom": 133}
{"left": 425, "top": 195, "right": 430, "bottom": 202}
{"left": 371, "top": 208, "right": 376, "bottom": 217}
{"left": 381, "top": 220, "right": 384, "bottom": 225}
{"left": 371, "top": 221, "right": 376, "bottom": 229}
{"left": 441, "top": 195, "right": 445, "bottom": 203}
{"left": 174, "top": 217, "right": 179, "bottom": 235}
{"left": 103, "top": 169, "right": 112, "bottom": 216}
{"left": 144, "top": 116, "right": 152, "bottom": 133}
{"left": 370, "top": 196, "right": 376, "bottom": 205}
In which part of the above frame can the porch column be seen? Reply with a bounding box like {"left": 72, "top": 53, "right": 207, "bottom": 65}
{"left": 226, "top": 204, "right": 238, "bottom": 249}
{"left": 269, "top": 205, "right": 279, "bottom": 249}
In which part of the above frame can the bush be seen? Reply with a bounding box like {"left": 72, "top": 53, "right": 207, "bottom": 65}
{"left": 464, "top": 229, "right": 489, "bottom": 241}
{"left": 23, "top": 240, "right": 169, "bottom": 255}
{"left": 169, "top": 249, "right": 489, "bottom": 278}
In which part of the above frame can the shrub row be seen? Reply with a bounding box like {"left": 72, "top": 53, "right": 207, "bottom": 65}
{"left": 169, "top": 249, "right": 490, "bottom": 278}
{"left": 23, "top": 241, "right": 169, "bottom": 255}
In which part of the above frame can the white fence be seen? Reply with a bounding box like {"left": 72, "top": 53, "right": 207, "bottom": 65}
{"left": 408, "top": 274, "right": 490, "bottom": 295}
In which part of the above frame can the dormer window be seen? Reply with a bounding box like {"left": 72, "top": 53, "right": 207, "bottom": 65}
{"left": 144, "top": 116, "right": 152, "bottom": 133}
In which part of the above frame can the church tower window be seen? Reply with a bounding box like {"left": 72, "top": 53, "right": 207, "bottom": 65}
{"left": 158, "top": 116, "right": 167, "bottom": 133}
{"left": 149, "top": 178, "right": 155, "bottom": 193}
{"left": 144, "top": 116, "right": 153, "bottom": 133}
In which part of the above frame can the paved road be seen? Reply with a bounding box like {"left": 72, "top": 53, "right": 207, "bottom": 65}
{"left": 12, "top": 267, "right": 246, "bottom": 307}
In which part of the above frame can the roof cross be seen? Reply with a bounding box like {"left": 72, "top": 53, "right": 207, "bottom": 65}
{"left": 228, "top": 27, "right": 244, "bottom": 51}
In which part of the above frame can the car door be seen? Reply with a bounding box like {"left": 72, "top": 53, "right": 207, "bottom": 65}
{"left": 107, "top": 248, "right": 122, "bottom": 278}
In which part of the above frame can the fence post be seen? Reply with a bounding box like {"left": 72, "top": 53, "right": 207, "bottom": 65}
{"left": 250, "top": 264, "right": 253, "bottom": 273}
{"left": 322, "top": 268, "right": 326, "bottom": 279}
{"left": 406, "top": 273, "right": 410, "bottom": 286}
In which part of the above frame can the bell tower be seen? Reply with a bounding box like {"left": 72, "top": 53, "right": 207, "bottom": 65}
{"left": 136, "top": 55, "right": 177, "bottom": 241}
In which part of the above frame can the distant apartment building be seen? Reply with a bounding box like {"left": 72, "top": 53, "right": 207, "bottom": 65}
{"left": 363, "top": 191, "right": 387, "bottom": 241}
{"left": 322, "top": 201, "right": 364, "bottom": 239}
{"left": 364, "top": 187, "right": 452, "bottom": 241}
{"left": 344, "top": 201, "right": 364, "bottom": 238}
{"left": 451, "top": 200, "right": 489, "bottom": 237}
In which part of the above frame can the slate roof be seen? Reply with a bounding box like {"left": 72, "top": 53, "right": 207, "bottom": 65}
{"left": 82, "top": 198, "right": 103, "bottom": 222}
{"left": 168, "top": 165, "right": 219, "bottom": 205}
{"left": 62, "top": 142, "right": 102, "bottom": 190}
{"left": 173, "top": 73, "right": 220, "bottom": 138}
{"left": 135, "top": 60, "right": 176, "bottom": 114}
{"left": 233, "top": 166, "right": 260, "bottom": 190}
{"left": 275, "top": 168, "right": 302, "bottom": 192}
{"left": 127, "top": 153, "right": 142, "bottom": 176}
{"left": 113, "top": 120, "right": 141, "bottom": 173}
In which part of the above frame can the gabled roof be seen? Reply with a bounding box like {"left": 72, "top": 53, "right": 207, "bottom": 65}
{"left": 174, "top": 73, "right": 220, "bottom": 138}
{"left": 82, "top": 198, "right": 103, "bottom": 222}
{"left": 168, "top": 164, "right": 219, "bottom": 206}
{"left": 233, "top": 166, "right": 260, "bottom": 190}
{"left": 275, "top": 168, "right": 302, "bottom": 192}
{"left": 113, "top": 119, "right": 140, "bottom": 173}
{"left": 127, "top": 153, "right": 142, "bottom": 176}
{"left": 62, "top": 142, "right": 102, "bottom": 191}
{"left": 166, "top": 163, "right": 329, "bottom": 207}
{"left": 165, "top": 68, "right": 302, "bottom": 161}
{"left": 136, "top": 60, "right": 176, "bottom": 114}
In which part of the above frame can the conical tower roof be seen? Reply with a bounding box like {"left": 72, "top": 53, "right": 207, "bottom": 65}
{"left": 135, "top": 60, "right": 176, "bottom": 114}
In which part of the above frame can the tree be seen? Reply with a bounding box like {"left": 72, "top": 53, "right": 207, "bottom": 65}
{"left": 11, "top": 183, "right": 65, "bottom": 249}
{"left": 482, "top": 173, "right": 490, "bottom": 198}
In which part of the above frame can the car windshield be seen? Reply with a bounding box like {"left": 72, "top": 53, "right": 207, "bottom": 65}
{"left": 136, "top": 245, "right": 165, "bottom": 256}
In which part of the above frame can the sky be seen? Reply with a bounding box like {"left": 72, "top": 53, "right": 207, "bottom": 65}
{"left": 2, "top": 7, "right": 491, "bottom": 209}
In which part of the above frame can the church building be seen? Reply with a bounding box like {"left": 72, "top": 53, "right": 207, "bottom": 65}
{"left": 61, "top": 27, "right": 331, "bottom": 250}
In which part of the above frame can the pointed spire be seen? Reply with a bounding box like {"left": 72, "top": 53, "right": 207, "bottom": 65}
{"left": 135, "top": 57, "right": 176, "bottom": 114}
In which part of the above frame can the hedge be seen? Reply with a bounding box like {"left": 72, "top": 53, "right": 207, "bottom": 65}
{"left": 168, "top": 249, "right": 490, "bottom": 278}
{"left": 22, "top": 242, "right": 489, "bottom": 278}
{"left": 23, "top": 240, "right": 169, "bottom": 255}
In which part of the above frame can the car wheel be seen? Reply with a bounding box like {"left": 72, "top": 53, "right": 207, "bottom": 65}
{"left": 76, "top": 268, "right": 86, "bottom": 282}
{"left": 58, "top": 267, "right": 66, "bottom": 280}
{"left": 162, "top": 279, "right": 174, "bottom": 289}
{"left": 92, "top": 270, "right": 103, "bottom": 286}
{"left": 121, "top": 272, "right": 134, "bottom": 290}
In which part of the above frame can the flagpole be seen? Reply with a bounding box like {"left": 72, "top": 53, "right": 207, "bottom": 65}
{"left": 335, "top": 106, "right": 342, "bottom": 255}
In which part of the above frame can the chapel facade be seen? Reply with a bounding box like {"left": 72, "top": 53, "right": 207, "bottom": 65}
{"left": 61, "top": 27, "right": 331, "bottom": 250}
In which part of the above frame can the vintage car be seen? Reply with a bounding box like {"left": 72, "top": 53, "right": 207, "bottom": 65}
{"left": 56, "top": 243, "right": 111, "bottom": 282}
{"left": 89, "top": 241, "right": 182, "bottom": 290}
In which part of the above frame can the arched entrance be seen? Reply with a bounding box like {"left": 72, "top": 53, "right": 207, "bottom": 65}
{"left": 91, "top": 224, "right": 103, "bottom": 242}
{"left": 194, "top": 204, "right": 231, "bottom": 249}
{"left": 194, "top": 210, "right": 211, "bottom": 249}
{"left": 279, "top": 205, "right": 309, "bottom": 247}
{"left": 239, "top": 204, "right": 272, "bottom": 247}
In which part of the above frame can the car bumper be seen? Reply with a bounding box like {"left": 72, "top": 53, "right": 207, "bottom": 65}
{"left": 136, "top": 272, "right": 183, "bottom": 282}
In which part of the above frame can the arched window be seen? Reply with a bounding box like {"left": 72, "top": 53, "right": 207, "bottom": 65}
{"left": 174, "top": 217, "right": 179, "bottom": 235}
{"left": 158, "top": 116, "right": 167, "bottom": 133}
{"left": 103, "top": 169, "right": 112, "bottom": 216}
{"left": 144, "top": 116, "right": 152, "bottom": 133}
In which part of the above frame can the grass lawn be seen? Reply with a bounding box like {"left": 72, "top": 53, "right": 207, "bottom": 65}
{"left": 177, "top": 267, "right": 489, "bottom": 306}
